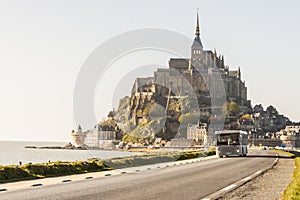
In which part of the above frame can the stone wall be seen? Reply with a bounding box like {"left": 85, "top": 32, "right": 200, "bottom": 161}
{"left": 246, "top": 139, "right": 282, "bottom": 147}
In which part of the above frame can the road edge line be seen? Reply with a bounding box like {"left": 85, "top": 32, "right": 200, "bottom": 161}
{"left": 201, "top": 154, "right": 279, "bottom": 200}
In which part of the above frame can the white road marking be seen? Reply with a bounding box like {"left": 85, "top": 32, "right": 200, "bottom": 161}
{"left": 242, "top": 176, "right": 251, "bottom": 182}
{"left": 222, "top": 184, "right": 236, "bottom": 191}
{"left": 255, "top": 170, "right": 262, "bottom": 175}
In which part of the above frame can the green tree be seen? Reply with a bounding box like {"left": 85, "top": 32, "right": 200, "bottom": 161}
{"left": 178, "top": 113, "right": 199, "bottom": 124}
{"left": 168, "top": 101, "right": 181, "bottom": 112}
{"left": 122, "top": 134, "right": 138, "bottom": 143}
{"left": 266, "top": 105, "right": 278, "bottom": 116}
{"left": 240, "top": 114, "right": 253, "bottom": 122}
{"left": 229, "top": 102, "right": 240, "bottom": 115}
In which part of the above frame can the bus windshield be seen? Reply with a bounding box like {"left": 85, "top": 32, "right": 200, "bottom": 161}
{"left": 217, "top": 133, "right": 240, "bottom": 145}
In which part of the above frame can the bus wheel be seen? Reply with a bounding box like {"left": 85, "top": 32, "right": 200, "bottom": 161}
{"left": 219, "top": 155, "right": 223, "bottom": 158}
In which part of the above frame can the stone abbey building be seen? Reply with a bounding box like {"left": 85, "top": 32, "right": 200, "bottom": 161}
{"left": 129, "top": 13, "right": 251, "bottom": 129}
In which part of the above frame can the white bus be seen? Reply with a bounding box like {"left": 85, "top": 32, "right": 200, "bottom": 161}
{"left": 215, "top": 130, "right": 248, "bottom": 158}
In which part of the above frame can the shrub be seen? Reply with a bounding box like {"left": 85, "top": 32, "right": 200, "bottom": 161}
{"left": 0, "top": 166, "right": 35, "bottom": 183}
{"left": 0, "top": 160, "right": 108, "bottom": 183}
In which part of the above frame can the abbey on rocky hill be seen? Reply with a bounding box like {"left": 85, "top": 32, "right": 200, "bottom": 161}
{"left": 129, "top": 12, "right": 251, "bottom": 128}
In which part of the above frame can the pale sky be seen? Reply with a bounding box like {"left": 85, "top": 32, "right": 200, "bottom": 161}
{"left": 0, "top": 0, "right": 300, "bottom": 142}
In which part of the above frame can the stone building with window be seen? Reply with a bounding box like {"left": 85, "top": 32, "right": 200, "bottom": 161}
{"left": 187, "top": 123, "right": 207, "bottom": 145}
{"left": 71, "top": 124, "right": 117, "bottom": 148}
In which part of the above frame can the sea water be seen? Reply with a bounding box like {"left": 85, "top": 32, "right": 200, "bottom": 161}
{"left": 0, "top": 141, "right": 139, "bottom": 165}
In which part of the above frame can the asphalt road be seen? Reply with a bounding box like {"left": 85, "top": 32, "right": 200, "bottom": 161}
{"left": 0, "top": 150, "right": 277, "bottom": 200}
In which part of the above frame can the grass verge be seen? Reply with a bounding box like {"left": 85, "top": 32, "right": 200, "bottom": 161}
{"left": 282, "top": 157, "right": 300, "bottom": 200}
{"left": 0, "top": 148, "right": 215, "bottom": 184}
{"left": 271, "top": 150, "right": 296, "bottom": 158}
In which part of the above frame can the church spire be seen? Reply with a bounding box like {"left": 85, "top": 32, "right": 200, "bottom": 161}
{"left": 192, "top": 9, "right": 203, "bottom": 48}
{"left": 195, "top": 9, "right": 200, "bottom": 39}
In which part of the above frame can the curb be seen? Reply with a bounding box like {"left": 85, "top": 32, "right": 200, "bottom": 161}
{"left": 201, "top": 154, "right": 279, "bottom": 200}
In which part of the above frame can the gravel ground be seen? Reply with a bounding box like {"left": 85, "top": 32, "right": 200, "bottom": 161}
{"left": 219, "top": 154, "right": 295, "bottom": 200}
